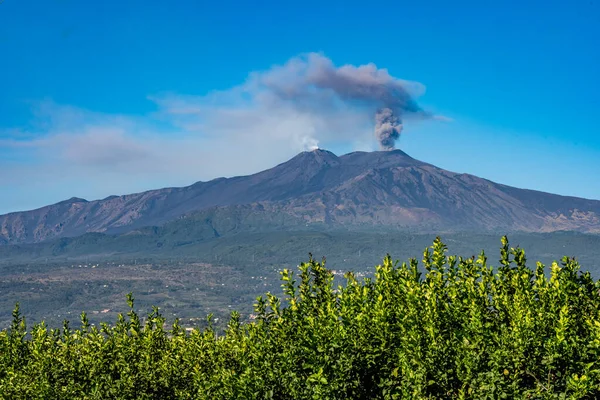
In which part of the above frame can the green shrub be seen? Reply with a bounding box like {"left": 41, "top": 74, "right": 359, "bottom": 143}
{"left": 1, "top": 236, "right": 600, "bottom": 399}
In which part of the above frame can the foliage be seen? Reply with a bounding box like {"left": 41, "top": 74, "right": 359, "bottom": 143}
{"left": 3, "top": 230, "right": 600, "bottom": 330}
{"left": 2, "top": 236, "right": 600, "bottom": 399}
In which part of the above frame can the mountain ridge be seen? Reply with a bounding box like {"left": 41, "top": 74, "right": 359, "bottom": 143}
{"left": 1, "top": 149, "right": 599, "bottom": 245}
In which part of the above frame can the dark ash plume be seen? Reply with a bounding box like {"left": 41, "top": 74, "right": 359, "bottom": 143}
{"left": 375, "top": 108, "right": 402, "bottom": 150}
{"left": 251, "top": 53, "right": 431, "bottom": 150}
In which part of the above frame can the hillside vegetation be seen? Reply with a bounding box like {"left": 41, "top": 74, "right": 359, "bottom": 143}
{"left": 2, "top": 237, "right": 600, "bottom": 399}
{"left": 3, "top": 230, "right": 600, "bottom": 331}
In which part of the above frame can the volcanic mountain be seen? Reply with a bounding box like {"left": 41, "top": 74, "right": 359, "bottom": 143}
{"left": 1, "top": 149, "right": 599, "bottom": 245}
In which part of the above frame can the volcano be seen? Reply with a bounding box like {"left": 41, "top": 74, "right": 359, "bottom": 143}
{"left": 1, "top": 149, "right": 600, "bottom": 245}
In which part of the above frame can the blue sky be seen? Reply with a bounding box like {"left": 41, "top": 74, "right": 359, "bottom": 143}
{"left": 0, "top": 0, "right": 599, "bottom": 214}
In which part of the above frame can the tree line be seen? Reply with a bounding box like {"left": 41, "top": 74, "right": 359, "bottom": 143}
{"left": 1, "top": 236, "right": 600, "bottom": 399}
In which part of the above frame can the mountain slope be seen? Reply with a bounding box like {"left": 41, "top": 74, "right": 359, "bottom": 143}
{"left": 272, "top": 164, "right": 600, "bottom": 232}
{"left": 1, "top": 149, "right": 599, "bottom": 244}
{"left": 0, "top": 150, "right": 342, "bottom": 244}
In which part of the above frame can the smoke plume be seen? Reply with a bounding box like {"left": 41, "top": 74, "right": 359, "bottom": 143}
{"left": 251, "top": 53, "right": 430, "bottom": 150}
{"left": 375, "top": 108, "right": 402, "bottom": 150}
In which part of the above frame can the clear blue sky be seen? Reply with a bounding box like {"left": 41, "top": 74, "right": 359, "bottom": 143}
{"left": 0, "top": 0, "right": 599, "bottom": 214}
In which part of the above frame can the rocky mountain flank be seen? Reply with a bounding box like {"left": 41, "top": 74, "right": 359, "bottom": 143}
{"left": 1, "top": 149, "right": 599, "bottom": 244}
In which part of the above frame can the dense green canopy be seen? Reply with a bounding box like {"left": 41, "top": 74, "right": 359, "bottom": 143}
{"left": 2, "top": 237, "right": 600, "bottom": 399}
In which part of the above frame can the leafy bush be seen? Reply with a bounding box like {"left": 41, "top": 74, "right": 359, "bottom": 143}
{"left": 1, "top": 236, "right": 600, "bottom": 399}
